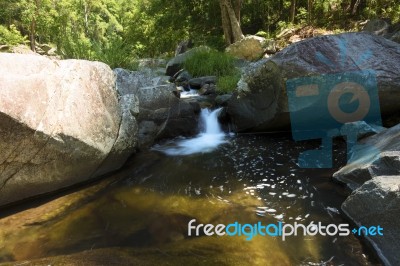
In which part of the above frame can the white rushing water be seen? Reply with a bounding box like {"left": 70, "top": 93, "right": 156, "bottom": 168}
{"left": 180, "top": 89, "right": 199, "bottom": 98}
{"left": 155, "top": 108, "right": 226, "bottom": 155}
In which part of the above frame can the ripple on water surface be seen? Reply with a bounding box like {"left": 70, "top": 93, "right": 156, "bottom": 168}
{"left": 0, "top": 135, "right": 380, "bottom": 265}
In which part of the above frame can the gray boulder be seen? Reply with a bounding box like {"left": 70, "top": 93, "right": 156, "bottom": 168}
{"left": 342, "top": 176, "right": 400, "bottom": 266}
{"left": 225, "top": 35, "right": 266, "bottom": 61}
{"left": 264, "top": 39, "right": 277, "bottom": 54}
{"left": 334, "top": 124, "right": 400, "bottom": 190}
{"left": 198, "top": 84, "right": 216, "bottom": 96}
{"left": 226, "top": 32, "right": 400, "bottom": 132}
{"left": 334, "top": 123, "right": 400, "bottom": 265}
{"left": 188, "top": 76, "right": 217, "bottom": 89}
{"left": 215, "top": 94, "right": 233, "bottom": 107}
{"left": 174, "top": 70, "right": 192, "bottom": 90}
{"left": 388, "top": 23, "right": 400, "bottom": 44}
{"left": 137, "top": 84, "right": 200, "bottom": 147}
{"left": 0, "top": 53, "right": 138, "bottom": 206}
{"left": 114, "top": 68, "right": 169, "bottom": 96}
{"left": 391, "top": 31, "right": 400, "bottom": 44}
{"left": 137, "top": 58, "right": 166, "bottom": 69}
{"left": 114, "top": 69, "right": 200, "bottom": 148}
{"left": 362, "top": 19, "right": 400, "bottom": 44}
{"left": 362, "top": 19, "right": 391, "bottom": 36}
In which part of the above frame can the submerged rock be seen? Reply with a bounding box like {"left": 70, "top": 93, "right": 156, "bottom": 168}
{"left": 0, "top": 53, "right": 137, "bottom": 207}
{"left": 226, "top": 32, "right": 400, "bottom": 132}
{"left": 0, "top": 171, "right": 315, "bottom": 266}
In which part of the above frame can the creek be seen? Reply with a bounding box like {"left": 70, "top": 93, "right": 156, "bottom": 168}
{"left": 0, "top": 108, "right": 380, "bottom": 265}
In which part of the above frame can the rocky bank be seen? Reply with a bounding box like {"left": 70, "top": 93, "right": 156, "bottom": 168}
{"left": 333, "top": 124, "right": 400, "bottom": 266}
{"left": 225, "top": 32, "right": 400, "bottom": 132}
{"left": 0, "top": 53, "right": 198, "bottom": 207}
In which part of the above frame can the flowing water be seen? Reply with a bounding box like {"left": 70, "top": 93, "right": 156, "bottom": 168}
{"left": 153, "top": 108, "right": 226, "bottom": 155}
{"left": 180, "top": 89, "right": 200, "bottom": 98}
{"left": 0, "top": 109, "right": 381, "bottom": 265}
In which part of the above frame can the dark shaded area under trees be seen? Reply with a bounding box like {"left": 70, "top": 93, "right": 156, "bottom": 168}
{"left": 0, "top": 0, "right": 399, "bottom": 68}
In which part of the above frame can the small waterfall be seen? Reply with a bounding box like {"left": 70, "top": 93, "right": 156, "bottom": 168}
{"left": 201, "top": 108, "right": 223, "bottom": 135}
{"left": 154, "top": 108, "right": 226, "bottom": 155}
{"left": 180, "top": 89, "right": 199, "bottom": 98}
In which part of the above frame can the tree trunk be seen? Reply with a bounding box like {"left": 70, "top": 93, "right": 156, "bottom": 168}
{"left": 233, "top": 0, "right": 241, "bottom": 23}
{"left": 84, "top": 1, "right": 89, "bottom": 34}
{"left": 290, "top": 0, "right": 296, "bottom": 23}
{"left": 219, "top": 0, "right": 244, "bottom": 45}
{"left": 220, "top": 0, "right": 233, "bottom": 45}
{"left": 29, "top": 0, "right": 41, "bottom": 52}
{"left": 351, "top": 0, "right": 362, "bottom": 15}
{"left": 29, "top": 18, "right": 36, "bottom": 52}
{"left": 307, "top": 0, "right": 313, "bottom": 25}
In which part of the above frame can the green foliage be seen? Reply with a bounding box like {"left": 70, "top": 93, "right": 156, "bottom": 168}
{"left": 184, "top": 48, "right": 237, "bottom": 77}
{"left": 363, "top": 0, "right": 400, "bottom": 23}
{"left": 1, "top": 0, "right": 400, "bottom": 64}
{"left": 183, "top": 48, "right": 239, "bottom": 93}
{"left": 217, "top": 74, "right": 241, "bottom": 94}
{"left": 276, "top": 21, "right": 294, "bottom": 34}
{"left": 0, "top": 25, "right": 26, "bottom": 46}
{"left": 255, "top": 31, "right": 269, "bottom": 38}
{"left": 296, "top": 7, "right": 309, "bottom": 24}
{"left": 60, "top": 34, "right": 93, "bottom": 60}
{"left": 93, "top": 37, "right": 138, "bottom": 70}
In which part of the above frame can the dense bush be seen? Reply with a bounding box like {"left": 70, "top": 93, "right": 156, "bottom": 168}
{"left": 59, "top": 35, "right": 138, "bottom": 70}
{"left": 184, "top": 48, "right": 240, "bottom": 93}
{"left": 2, "top": 0, "right": 399, "bottom": 67}
{"left": 93, "top": 37, "right": 138, "bottom": 70}
{"left": 0, "top": 25, "right": 26, "bottom": 46}
{"left": 184, "top": 48, "right": 237, "bottom": 77}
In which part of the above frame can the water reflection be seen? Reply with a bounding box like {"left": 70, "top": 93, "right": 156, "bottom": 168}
{"left": 0, "top": 135, "right": 380, "bottom": 265}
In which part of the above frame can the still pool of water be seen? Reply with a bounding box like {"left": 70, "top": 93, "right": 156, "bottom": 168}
{"left": 0, "top": 134, "right": 381, "bottom": 265}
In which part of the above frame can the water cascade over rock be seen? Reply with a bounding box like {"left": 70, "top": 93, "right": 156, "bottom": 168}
{"left": 154, "top": 108, "right": 226, "bottom": 155}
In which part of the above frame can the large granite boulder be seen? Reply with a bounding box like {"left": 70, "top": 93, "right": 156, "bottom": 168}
{"left": 226, "top": 32, "right": 400, "bottom": 132}
{"left": 342, "top": 176, "right": 400, "bottom": 266}
{"left": 0, "top": 53, "right": 138, "bottom": 206}
{"left": 114, "top": 69, "right": 200, "bottom": 148}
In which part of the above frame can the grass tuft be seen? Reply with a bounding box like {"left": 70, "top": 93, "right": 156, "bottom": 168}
{"left": 184, "top": 48, "right": 239, "bottom": 93}
{"left": 217, "top": 74, "right": 241, "bottom": 94}
{"left": 184, "top": 48, "right": 237, "bottom": 77}
{"left": 93, "top": 37, "right": 138, "bottom": 70}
